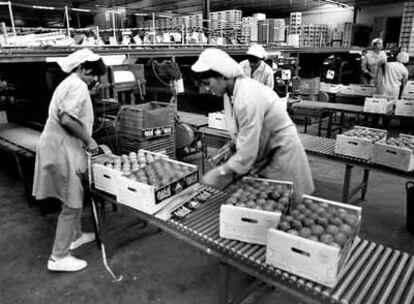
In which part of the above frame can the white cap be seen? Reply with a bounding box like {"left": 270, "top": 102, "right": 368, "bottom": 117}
{"left": 247, "top": 44, "right": 267, "bottom": 59}
{"left": 57, "top": 48, "right": 101, "bottom": 73}
{"left": 397, "top": 52, "right": 409, "bottom": 64}
{"left": 191, "top": 48, "right": 244, "bottom": 78}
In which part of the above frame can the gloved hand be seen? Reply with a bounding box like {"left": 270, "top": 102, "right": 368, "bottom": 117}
{"left": 201, "top": 166, "right": 234, "bottom": 189}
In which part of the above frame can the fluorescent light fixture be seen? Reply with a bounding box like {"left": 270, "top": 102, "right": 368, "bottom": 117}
{"left": 32, "top": 5, "right": 56, "bottom": 10}
{"left": 158, "top": 14, "right": 173, "bottom": 18}
{"left": 320, "top": 0, "right": 352, "bottom": 8}
{"left": 71, "top": 8, "right": 91, "bottom": 12}
{"left": 135, "top": 13, "right": 148, "bottom": 16}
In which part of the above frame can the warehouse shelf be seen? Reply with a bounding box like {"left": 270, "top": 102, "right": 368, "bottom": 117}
{"left": 0, "top": 45, "right": 362, "bottom": 63}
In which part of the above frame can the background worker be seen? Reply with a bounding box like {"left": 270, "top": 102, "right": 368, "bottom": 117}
{"left": 361, "top": 38, "right": 387, "bottom": 86}
{"left": 239, "top": 44, "right": 275, "bottom": 89}
{"left": 32, "top": 49, "right": 106, "bottom": 272}
{"left": 377, "top": 52, "right": 410, "bottom": 99}
{"left": 192, "top": 48, "right": 314, "bottom": 200}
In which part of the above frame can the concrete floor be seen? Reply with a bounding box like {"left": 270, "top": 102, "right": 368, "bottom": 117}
{"left": 0, "top": 131, "right": 414, "bottom": 304}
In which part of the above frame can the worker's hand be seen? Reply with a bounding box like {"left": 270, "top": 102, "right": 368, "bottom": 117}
{"left": 201, "top": 166, "right": 234, "bottom": 188}
{"left": 87, "top": 138, "right": 98, "bottom": 152}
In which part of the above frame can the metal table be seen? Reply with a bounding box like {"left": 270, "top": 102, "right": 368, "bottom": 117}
{"left": 199, "top": 127, "right": 414, "bottom": 204}
{"left": 292, "top": 101, "right": 405, "bottom": 138}
{"left": 177, "top": 111, "right": 208, "bottom": 128}
{"left": 92, "top": 187, "right": 414, "bottom": 304}
{"left": 0, "top": 123, "right": 40, "bottom": 203}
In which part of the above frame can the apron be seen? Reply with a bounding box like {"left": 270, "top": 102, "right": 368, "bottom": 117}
{"left": 32, "top": 74, "right": 93, "bottom": 208}
{"left": 258, "top": 126, "right": 315, "bottom": 202}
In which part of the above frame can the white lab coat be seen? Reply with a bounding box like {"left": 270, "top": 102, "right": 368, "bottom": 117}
{"left": 32, "top": 73, "right": 94, "bottom": 208}
{"left": 239, "top": 60, "right": 274, "bottom": 89}
{"left": 377, "top": 61, "right": 409, "bottom": 98}
{"left": 224, "top": 76, "right": 314, "bottom": 199}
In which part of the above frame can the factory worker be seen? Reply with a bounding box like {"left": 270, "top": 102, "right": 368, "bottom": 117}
{"left": 361, "top": 38, "right": 387, "bottom": 86}
{"left": 33, "top": 49, "right": 106, "bottom": 272}
{"left": 377, "top": 52, "right": 409, "bottom": 99}
{"left": 192, "top": 48, "right": 314, "bottom": 200}
{"left": 239, "top": 44, "right": 275, "bottom": 89}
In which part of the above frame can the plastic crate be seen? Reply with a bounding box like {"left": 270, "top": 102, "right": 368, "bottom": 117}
{"left": 115, "top": 101, "right": 176, "bottom": 158}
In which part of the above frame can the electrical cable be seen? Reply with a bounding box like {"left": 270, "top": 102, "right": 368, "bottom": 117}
{"left": 86, "top": 151, "right": 123, "bottom": 282}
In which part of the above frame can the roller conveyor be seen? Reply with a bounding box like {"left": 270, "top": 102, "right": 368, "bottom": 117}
{"left": 165, "top": 190, "right": 414, "bottom": 304}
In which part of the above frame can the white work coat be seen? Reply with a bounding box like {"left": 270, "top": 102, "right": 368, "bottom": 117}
{"left": 377, "top": 61, "right": 409, "bottom": 98}
{"left": 32, "top": 73, "right": 93, "bottom": 208}
{"left": 239, "top": 60, "right": 274, "bottom": 89}
{"left": 224, "top": 76, "right": 314, "bottom": 199}
{"left": 361, "top": 50, "right": 387, "bottom": 86}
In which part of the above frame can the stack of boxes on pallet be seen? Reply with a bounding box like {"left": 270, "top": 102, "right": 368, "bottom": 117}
{"left": 300, "top": 24, "right": 329, "bottom": 47}
{"left": 241, "top": 17, "right": 258, "bottom": 43}
{"left": 342, "top": 22, "right": 353, "bottom": 47}
{"left": 258, "top": 19, "right": 286, "bottom": 44}
{"left": 400, "top": 1, "right": 414, "bottom": 56}
{"left": 287, "top": 12, "right": 301, "bottom": 46}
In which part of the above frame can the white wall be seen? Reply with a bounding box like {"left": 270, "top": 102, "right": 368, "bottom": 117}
{"left": 300, "top": 2, "right": 404, "bottom": 29}
{"left": 301, "top": 5, "right": 354, "bottom": 28}
{"left": 355, "top": 3, "right": 404, "bottom": 25}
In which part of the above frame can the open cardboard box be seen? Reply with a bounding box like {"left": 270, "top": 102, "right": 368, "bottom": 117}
{"left": 265, "top": 195, "right": 361, "bottom": 287}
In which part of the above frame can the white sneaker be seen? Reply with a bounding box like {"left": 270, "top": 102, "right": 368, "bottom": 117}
{"left": 47, "top": 255, "right": 87, "bottom": 272}
{"left": 70, "top": 232, "right": 96, "bottom": 250}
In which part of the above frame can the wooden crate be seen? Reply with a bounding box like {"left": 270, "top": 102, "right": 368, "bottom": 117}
{"left": 116, "top": 159, "right": 199, "bottom": 214}
{"left": 335, "top": 126, "right": 387, "bottom": 160}
{"left": 219, "top": 178, "right": 293, "bottom": 245}
{"left": 372, "top": 134, "right": 414, "bottom": 172}
{"left": 208, "top": 112, "right": 228, "bottom": 130}
{"left": 396, "top": 98, "right": 414, "bottom": 116}
{"left": 265, "top": 195, "right": 361, "bottom": 287}
{"left": 363, "top": 96, "right": 395, "bottom": 114}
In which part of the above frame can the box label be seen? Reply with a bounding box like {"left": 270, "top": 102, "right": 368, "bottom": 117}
{"left": 142, "top": 125, "right": 173, "bottom": 139}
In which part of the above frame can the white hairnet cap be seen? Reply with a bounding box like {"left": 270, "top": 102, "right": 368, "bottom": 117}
{"left": 57, "top": 48, "right": 101, "bottom": 73}
{"left": 247, "top": 44, "right": 267, "bottom": 59}
{"left": 191, "top": 48, "right": 244, "bottom": 78}
{"left": 397, "top": 52, "right": 410, "bottom": 64}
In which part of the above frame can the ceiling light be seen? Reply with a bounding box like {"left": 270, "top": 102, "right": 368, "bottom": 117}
{"left": 72, "top": 8, "right": 91, "bottom": 12}
{"left": 32, "top": 5, "right": 56, "bottom": 10}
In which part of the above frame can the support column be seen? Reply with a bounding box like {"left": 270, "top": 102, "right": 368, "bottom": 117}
{"left": 202, "top": 0, "right": 210, "bottom": 38}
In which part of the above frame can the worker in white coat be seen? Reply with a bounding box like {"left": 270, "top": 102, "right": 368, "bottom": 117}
{"left": 377, "top": 52, "right": 409, "bottom": 98}
{"left": 239, "top": 44, "right": 274, "bottom": 89}
{"left": 192, "top": 48, "right": 314, "bottom": 200}
{"left": 361, "top": 38, "right": 387, "bottom": 86}
{"left": 32, "top": 49, "right": 106, "bottom": 272}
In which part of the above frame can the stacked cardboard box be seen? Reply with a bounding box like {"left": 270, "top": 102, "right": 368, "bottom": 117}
{"left": 399, "top": 1, "right": 414, "bottom": 55}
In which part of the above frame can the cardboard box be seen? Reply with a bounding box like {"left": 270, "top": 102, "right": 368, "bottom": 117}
{"left": 350, "top": 84, "right": 377, "bottom": 97}
{"left": 363, "top": 96, "right": 395, "bottom": 114}
{"left": 395, "top": 98, "right": 414, "bottom": 117}
{"left": 402, "top": 80, "right": 414, "bottom": 98}
{"left": 92, "top": 150, "right": 168, "bottom": 196}
{"left": 372, "top": 134, "right": 414, "bottom": 171}
{"left": 337, "top": 85, "right": 356, "bottom": 95}
{"left": 335, "top": 126, "right": 387, "bottom": 160}
{"left": 92, "top": 154, "right": 121, "bottom": 196}
{"left": 208, "top": 112, "right": 228, "bottom": 130}
{"left": 265, "top": 195, "right": 361, "bottom": 287}
{"left": 320, "top": 82, "right": 341, "bottom": 94}
{"left": 219, "top": 177, "right": 293, "bottom": 245}
{"left": 116, "top": 159, "right": 199, "bottom": 214}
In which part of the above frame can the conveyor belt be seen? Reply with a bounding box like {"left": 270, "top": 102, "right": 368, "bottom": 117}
{"left": 178, "top": 111, "right": 208, "bottom": 128}
{"left": 199, "top": 127, "right": 414, "bottom": 176}
{"left": 167, "top": 190, "right": 414, "bottom": 304}
{"left": 0, "top": 123, "right": 40, "bottom": 154}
